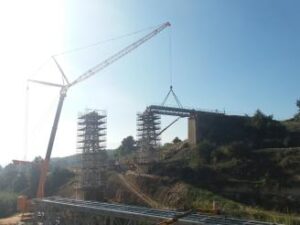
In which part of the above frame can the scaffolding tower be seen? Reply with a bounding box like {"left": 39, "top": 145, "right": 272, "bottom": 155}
{"left": 136, "top": 111, "right": 161, "bottom": 163}
{"left": 77, "top": 109, "right": 107, "bottom": 200}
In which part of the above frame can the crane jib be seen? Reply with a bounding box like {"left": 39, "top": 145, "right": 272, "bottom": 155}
{"left": 35, "top": 21, "right": 171, "bottom": 199}
{"left": 69, "top": 22, "right": 171, "bottom": 87}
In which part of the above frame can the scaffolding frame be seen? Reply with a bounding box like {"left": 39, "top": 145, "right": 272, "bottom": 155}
{"left": 136, "top": 111, "right": 161, "bottom": 163}
{"left": 77, "top": 109, "right": 107, "bottom": 200}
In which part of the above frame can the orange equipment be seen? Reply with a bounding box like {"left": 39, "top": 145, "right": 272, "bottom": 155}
{"left": 157, "top": 210, "right": 194, "bottom": 225}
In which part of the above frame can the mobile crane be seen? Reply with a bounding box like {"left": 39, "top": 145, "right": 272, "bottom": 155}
{"left": 17, "top": 22, "right": 170, "bottom": 211}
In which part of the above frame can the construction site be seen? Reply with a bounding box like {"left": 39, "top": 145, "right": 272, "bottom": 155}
{"left": 1, "top": 2, "right": 300, "bottom": 224}
{"left": 2, "top": 20, "right": 295, "bottom": 225}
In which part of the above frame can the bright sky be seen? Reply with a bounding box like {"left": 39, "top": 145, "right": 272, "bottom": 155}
{"left": 0, "top": 0, "right": 299, "bottom": 166}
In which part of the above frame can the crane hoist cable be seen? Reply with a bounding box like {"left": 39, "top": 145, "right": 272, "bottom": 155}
{"left": 156, "top": 86, "right": 183, "bottom": 136}
{"left": 158, "top": 27, "right": 183, "bottom": 137}
{"left": 161, "top": 27, "right": 182, "bottom": 108}
{"left": 160, "top": 87, "right": 183, "bottom": 133}
{"left": 15, "top": 84, "right": 56, "bottom": 163}
{"left": 161, "top": 85, "right": 183, "bottom": 108}
{"left": 158, "top": 85, "right": 183, "bottom": 137}
{"left": 23, "top": 84, "right": 29, "bottom": 161}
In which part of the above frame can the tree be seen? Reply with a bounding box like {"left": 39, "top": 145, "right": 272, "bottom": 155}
{"left": 297, "top": 99, "right": 300, "bottom": 111}
{"left": 249, "top": 109, "right": 287, "bottom": 148}
{"left": 118, "top": 136, "right": 137, "bottom": 156}
{"left": 251, "top": 110, "right": 272, "bottom": 130}
{"left": 295, "top": 99, "right": 300, "bottom": 120}
{"left": 0, "top": 164, "right": 18, "bottom": 191}
{"left": 173, "top": 137, "right": 182, "bottom": 144}
{"left": 45, "top": 168, "right": 74, "bottom": 195}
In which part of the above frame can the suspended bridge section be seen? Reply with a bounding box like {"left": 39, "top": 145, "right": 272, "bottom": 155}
{"left": 145, "top": 105, "right": 196, "bottom": 117}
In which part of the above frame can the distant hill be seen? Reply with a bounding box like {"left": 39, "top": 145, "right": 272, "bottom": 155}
{"left": 50, "top": 149, "right": 116, "bottom": 169}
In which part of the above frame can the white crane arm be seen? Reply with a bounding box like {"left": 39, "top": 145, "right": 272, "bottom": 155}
{"left": 27, "top": 79, "right": 64, "bottom": 88}
{"left": 52, "top": 56, "right": 70, "bottom": 85}
{"left": 69, "top": 22, "right": 171, "bottom": 87}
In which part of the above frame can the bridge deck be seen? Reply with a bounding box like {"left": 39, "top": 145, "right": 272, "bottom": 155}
{"left": 146, "top": 105, "right": 195, "bottom": 117}
{"left": 34, "top": 197, "right": 281, "bottom": 225}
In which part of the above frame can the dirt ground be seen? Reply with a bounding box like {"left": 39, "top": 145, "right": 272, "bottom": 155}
{"left": 0, "top": 214, "right": 21, "bottom": 225}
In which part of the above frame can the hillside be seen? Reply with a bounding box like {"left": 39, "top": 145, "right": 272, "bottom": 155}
{"left": 151, "top": 144, "right": 300, "bottom": 211}
{"left": 104, "top": 170, "right": 300, "bottom": 225}
{"left": 105, "top": 113, "right": 300, "bottom": 224}
{"left": 104, "top": 139, "right": 300, "bottom": 224}
{"left": 1, "top": 143, "right": 299, "bottom": 224}
{"left": 0, "top": 113, "right": 299, "bottom": 224}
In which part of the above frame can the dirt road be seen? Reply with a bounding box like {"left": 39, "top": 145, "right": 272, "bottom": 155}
{"left": 0, "top": 214, "right": 21, "bottom": 225}
{"left": 117, "top": 173, "right": 163, "bottom": 208}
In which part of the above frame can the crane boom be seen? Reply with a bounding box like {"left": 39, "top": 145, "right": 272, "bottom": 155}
{"left": 69, "top": 22, "right": 170, "bottom": 87}
{"left": 34, "top": 22, "right": 171, "bottom": 199}
{"left": 36, "top": 88, "right": 66, "bottom": 198}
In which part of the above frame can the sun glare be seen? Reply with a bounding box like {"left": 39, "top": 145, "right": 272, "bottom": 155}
{"left": 0, "top": 0, "right": 66, "bottom": 164}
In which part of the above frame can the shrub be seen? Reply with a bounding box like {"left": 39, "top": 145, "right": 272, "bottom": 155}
{"left": 212, "top": 142, "right": 251, "bottom": 163}
{"left": 173, "top": 137, "right": 182, "bottom": 144}
{"left": 0, "top": 192, "right": 18, "bottom": 218}
{"left": 45, "top": 168, "right": 74, "bottom": 195}
{"left": 196, "top": 140, "right": 216, "bottom": 164}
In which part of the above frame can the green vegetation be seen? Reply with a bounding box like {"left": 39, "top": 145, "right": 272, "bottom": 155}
{"left": 249, "top": 110, "right": 287, "bottom": 147}
{"left": 149, "top": 109, "right": 300, "bottom": 222}
{"left": 172, "top": 137, "right": 182, "bottom": 144}
{"left": 0, "top": 107, "right": 299, "bottom": 222}
{"left": 186, "top": 186, "right": 300, "bottom": 225}
{"left": 0, "top": 192, "right": 18, "bottom": 218}
{"left": 45, "top": 167, "right": 74, "bottom": 195}
{"left": 294, "top": 99, "right": 300, "bottom": 120}
{"left": 38, "top": 107, "right": 299, "bottom": 223}
{"left": 150, "top": 140, "right": 300, "bottom": 224}
{"left": 197, "top": 109, "right": 300, "bottom": 148}
{"left": 0, "top": 158, "right": 74, "bottom": 218}
{"left": 115, "top": 136, "right": 137, "bottom": 158}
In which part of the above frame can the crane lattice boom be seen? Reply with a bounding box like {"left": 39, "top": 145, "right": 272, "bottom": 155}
{"left": 32, "top": 22, "right": 171, "bottom": 199}
{"left": 69, "top": 22, "right": 170, "bottom": 87}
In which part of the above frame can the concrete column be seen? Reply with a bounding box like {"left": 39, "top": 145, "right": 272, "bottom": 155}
{"left": 188, "top": 116, "right": 198, "bottom": 146}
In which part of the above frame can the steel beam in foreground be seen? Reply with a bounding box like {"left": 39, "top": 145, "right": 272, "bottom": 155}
{"left": 33, "top": 197, "right": 282, "bottom": 225}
